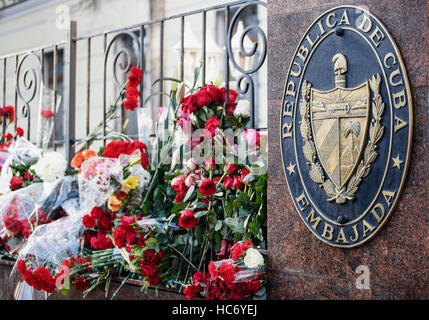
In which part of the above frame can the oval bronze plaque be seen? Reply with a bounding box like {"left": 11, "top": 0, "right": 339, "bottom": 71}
{"left": 280, "top": 6, "right": 412, "bottom": 247}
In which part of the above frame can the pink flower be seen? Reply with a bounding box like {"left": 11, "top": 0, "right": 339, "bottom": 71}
{"left": 242, "top": 129, "right": 260, "bottom": 147}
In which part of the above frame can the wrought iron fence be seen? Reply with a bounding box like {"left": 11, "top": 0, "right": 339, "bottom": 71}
{"left": 0, "top": 0, "right": 267, "bottom": 163}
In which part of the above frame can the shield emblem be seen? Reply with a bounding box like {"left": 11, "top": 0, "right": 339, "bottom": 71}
{"left": 310, "top": 83, "right": 370, "bottom": 189}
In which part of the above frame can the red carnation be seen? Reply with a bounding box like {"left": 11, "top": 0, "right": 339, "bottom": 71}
{"left": 90, "top": 207, "right": 103, "bottom": 219}
{"left": 124, "top": 95, "right": 138, "bottom": 111}
{"left": 24, "top": 171, "right": 33, "bottom": 181}
{"left": 199, "top": 178, "right": 217, "bottom": 197}
{"left": 82, "top": 214, "right": 96, "bottom": 228}
{"left": 120, "top": 215, "right": 135, "bottom": 226}
{"left": 10, "top": 176, "right": 23, "bottom": 191}
{"left": 3, "top": 106, "right": 14, "bottom": 122}
{"left": 41, "top": 109, "right": 54, "bottom": 119}
{"left": 184, "top": 284, "right": 202, "bottom": 300}
{"left": 219, "top": 262, "right": 236, "bottom": 282}
{"left": 178, "top": 210, "right": 198, "bottom": 230}
{"left": 16, "top": 127, "right": 24, "bottom": 137}
{"left": 74, "top": 277, "right": 89, "bottom": 291}
{"left": 17, "top": 260, "right": 27, "bottom": 274}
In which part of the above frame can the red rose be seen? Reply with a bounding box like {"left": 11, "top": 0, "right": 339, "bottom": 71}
{"left": 174, "top": 191, "right": 186, "bottom": 203}
{"left": 220, "top": 88, "right": 238, "bottom": 103}
{"left": 171, "top": 174, "right": 187, "bottom": 193}
{"left": 195, "top": 87, "right": 211, "bottom": 107}
{"left": 3, "top": 133, "right": 12, "bottom": 141}
{"left": 205, "top": 116, "right": 220, "bottom": 137}
{"left": 224, "top": 163, "right": 237, "bottom": 174}
{"left": 205, "top": 158, "right": 215, "bottom": 171}
{"left": 225, "top": 102, "right": 237, "bottom": 117}
{"left": 90, "top": 207, "right": 103, "bottom": 219}
{"left": 184, "top": 284, "right": 202, "bottom": 300}
{"left": 82, "top": 214, "right": 96, "bottom": 228}
{"left": 178, "top": 209, "right": 198, "bottom": 230}
{"left": 74, "top": 277, "right": 89, "bottom": 291}
{"left": 16, "top": 127, "right": 24, "bottom": 137}
{"left": 222, "top": 176, "right": 234, "bottom": 190}
{"left": 181, "top": 95, "right": 198, "bottom": 114}
{"left": 232, "top": 176, "right": 244, "bottom": 190}
{"left": 199, "top": 178, "right": 217, "bottom": 197}
{"left": 205, "top": 85, "right": 222, "bottom": 103}
{"left": 40, "top": 109, "right": 54, "bottom": 119}
{"left": 218, "top": 262, "right": 236, "bottom": 282}
{"left": 10, "top": 176, "right": 23, "bottom": 191}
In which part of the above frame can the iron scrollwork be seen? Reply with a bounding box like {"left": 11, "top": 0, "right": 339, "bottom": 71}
{"left": 226, "top": 0, "right": 267, "bottom": 127}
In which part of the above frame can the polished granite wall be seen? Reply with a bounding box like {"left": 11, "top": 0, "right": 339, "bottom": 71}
{"left": 267, "top": 0, "right": 428, "bottom": 299}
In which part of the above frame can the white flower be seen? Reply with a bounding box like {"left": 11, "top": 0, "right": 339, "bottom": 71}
{"left": 31, "top": 151, "right": 67, "bottom": 182}
{"left": 233, "top": 100, "right": 251, "bottom": 118}
{"left": 137, "top": 169, "right": 151, "bottom": 188}
{"left": 186, "top": 158, "right": 197, "bottom": 171}
{"left": 243, "top": 248, "right": 264, "bottom": 269}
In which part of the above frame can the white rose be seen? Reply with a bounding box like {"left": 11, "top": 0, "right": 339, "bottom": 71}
{"left": 243, "top": 248, "right": 264, "bottom": 269}
{"left": 186, "top": 158, "right": 197, "bottom": 171}
{"left": 233, "top": 100, "right": 251, "bottom": 118}
{"left": 31, "top": 151, "right": 67, "bottom": 182}
{"left": 138, "top": 169, "right": 151, "bottom": 188}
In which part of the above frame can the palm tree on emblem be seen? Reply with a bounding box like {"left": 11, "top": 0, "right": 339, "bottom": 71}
{"left": 344, "top": 120, "right": 361, "bottom": 164}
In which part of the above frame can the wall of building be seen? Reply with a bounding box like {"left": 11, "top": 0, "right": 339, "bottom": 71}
{"left": 267, "top": 0, "right": 428, "bottom": 299}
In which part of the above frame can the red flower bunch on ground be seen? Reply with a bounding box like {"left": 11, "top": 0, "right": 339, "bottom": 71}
{"left": 184, "top": 259, "right": 262, "bottom": 300}
{"left": 124, "top": 66, "right": 143, "bottom": 111}
{"left": 82, "top": 207, "right": 115, "bottom": 250}
{"left": 112, "top": 215, "right": 148, "bottom": 250}
{"left": 231, "top": 240, "right": 254, "bottom": 261}
{"left": 139, "top": 248, "right": 164, "bottom": 286}
{"left": 102, "top": 140, "right": 149, "bottom": 169}
{"left": 17, "top": 260, "right": 57, "bottom": 293}
{"left": 112, "top": 214, "right": 165, "bottom": 286}
{"left": 40, "top": 109, "right": 54, "bottom": 119}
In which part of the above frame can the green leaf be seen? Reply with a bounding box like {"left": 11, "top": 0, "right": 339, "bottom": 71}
{"left": 232, "top": 200, "right": 242, "bottom": 209}
{"left": 183, "top": 185, "right": 195, "bottom": 202}
{"left": 239, "top": 208, "right": 249, "bottom": 217}
{"left": 224, "top": 217, "right": 238, "bottom": 229}
{"left": 239, "top": 192, "right": 251, "bottom": 205}
{"left": 171, "top": 202, "right": 187, "bottom": 214}
{"left": 153, "top": 186, "right": 163, "bottom": 201}
{"left": 152, "top": 77, "right": 182, "bottom": 87}
{"left": 194, "top": 210, "right": 208, "bottom": 219}
{"left": 215, "top": 220, "right": 223, "bottom": 231}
